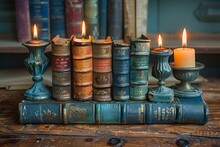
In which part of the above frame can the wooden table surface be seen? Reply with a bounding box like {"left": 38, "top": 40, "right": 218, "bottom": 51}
{"left": 0, "top": 78, "right": 220, "bottom": 147}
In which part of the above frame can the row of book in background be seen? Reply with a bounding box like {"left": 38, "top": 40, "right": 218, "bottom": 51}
{"left": 19, "top": 35, "right": 209, "bottom": 124}
{"left": 16, "top": 0, "right": 148, "bottom": 42}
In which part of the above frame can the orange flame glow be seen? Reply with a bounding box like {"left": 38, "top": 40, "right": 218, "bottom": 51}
{"left": 158, "top": 34, "right": 163, "bottom": 47}
{"left": 33, "top": 24, "right": 38, "bottom": 39}
{"left": 82, "top": 21, "right": 86, "bottom": 37}
{"left": 182, "top": 28, "right": 187, "bottom": 47}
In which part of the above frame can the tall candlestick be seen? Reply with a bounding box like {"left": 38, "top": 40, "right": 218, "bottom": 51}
{"left": 22, "top": 24, "right": 51, "bottom": 100}
{"left": 174, "top": 28, "right": 195, "bottom": 68}
{"left": 148, "top": 34, "right": 174, "bottom": 103}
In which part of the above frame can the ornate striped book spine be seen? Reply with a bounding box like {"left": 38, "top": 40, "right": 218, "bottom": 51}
{"left": 29, "top": 0, "right": 50, "bottom": 41}
{"left": 107, "top": 0, "right": 123, "bottom": 39}
{"left": 130, "top": 35, "right": 151, "bottom": 100}
{"left": 65, "top": 0, "right": 83, "bottom": 38}
{"left": 52, "top": 35, "right": 71, "bottom": 101}
{"left": 15, "top": 0, "right": 31, "bottom": 42}
{"left": 72, "top": 36, "right": 93, "bottom": 101}
{"left": 92, "top": 36, "right": 112, "bottom": 102}
{"left": 84, "top": 0, "right": 99, "bottom": 39}
{"left": 98, "top": 0, "right": 107, "bottom": 39}
{"left": 50, "top": 0, "right": 66, "bottom": 38}
{"left": 112, "top": 40, "right": 130, "bottom": 101}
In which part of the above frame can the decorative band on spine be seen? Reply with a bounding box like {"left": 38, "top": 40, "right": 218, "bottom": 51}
{"left": 93, "top": 72, "right": 112, "bottom": 88}
{"left": 52, "top": 70, "right": 71, "bottom": 86}
{"left": 73, "top": 85, "right": 93, "bottom": 101}
{"left": 93, "top": 87, "right": 111, "bottom": 102}
{"left": 73, "top": 71, "right": 92, "bottom": 86}
{"left": 52, "top": 55, "right": 71, "bottom": 71}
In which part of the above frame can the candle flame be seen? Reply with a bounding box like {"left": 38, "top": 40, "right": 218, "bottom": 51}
{"left": 158, "top": 34, "right": 163, "bottom": 47}
{"left": 182, "top": 28, "right": 187, "bottom": 48}
{"left": 82, "top": 21, "right": 86, "bottom": 37}
{"left": 33, "top": 24, "right": 38, "bottom": 40}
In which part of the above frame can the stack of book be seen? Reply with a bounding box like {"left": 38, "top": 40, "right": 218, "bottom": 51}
{"left": 72, "top": 36, "right": 93, "bottom": 101}
{"left": 92, "top": 37, "right": 112, "bottom": 101}
{"left": 51, "top": 35, "right": 71, "bottom": 101}
{"left": 19, "top": 35, "right": 209, "bottom": 125}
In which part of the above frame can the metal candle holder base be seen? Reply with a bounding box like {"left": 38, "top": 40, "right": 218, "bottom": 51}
{"left": 170, "top": 62, "right": 205, "bottom": 98}
{"left": 22, "top": 41, "right": 51, "bottom": 100}
{"left": 148, "top": 49, "right": 174, "bottom": 103}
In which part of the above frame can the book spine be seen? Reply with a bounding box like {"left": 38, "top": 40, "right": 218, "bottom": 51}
{"left": 121, "top": 102, "right": 145, "bottom": 124}
{"left": 112, "top": 40, "right": 130, "bottom": 101}
{"left": 19, "top": 98, "right": 208, "bottom": 124}
{"left": 19, "top": 100, "right": 63, "bottom": 124}
{"left": 72, "top": 38, "right": 93, "bottom": 101}
{"left": 63, "top": 102, "right": 96, "bottom": 124}
{"left": 123, "top": 0, "right": 135, "bottom": 39}
{"left": 107, "top": 0, "right": 123, "bottom": 39}
{"left": 29, "top": 0, "right": 50, "bottom": 41}
{"left": 176, "top": 103, "right": 209, "bottom": 124}
{"left": 135, "top": 0, "right": 148, "bottom": 37}
{"left": 84, "top": 0, "right": 99, "bottom": 39}
{"left": 50, "top": 0, "right": 66, "bottom": 38}
{"left": 15, "top": 0, "right": 31, "bottom": 42}
{"left": 65, "top": 0, "right": 83, "bottom": 38}
{"left": 92, "top": 37, "right": 112, "bottom": 102}
{"left": 98, "top": 0, "right": 107, "bottom": 39}
{"left": 146, "top": 103, "right": 176, "bottom": 123}
{"left": 52, "top": 35, "right": 71, "bottom": 101}
{"left": 95, "top": 103, "right": 121, "bottom": 124}
{"left": 130, "top": 36, "right": 151, "bottom": 101}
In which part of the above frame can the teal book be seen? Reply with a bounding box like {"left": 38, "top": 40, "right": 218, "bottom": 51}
{"left": 19, "top": 96, "right": 208, "bottom": 124}
{"left": 19, "top": 100, "right": 62, "bottom": 124}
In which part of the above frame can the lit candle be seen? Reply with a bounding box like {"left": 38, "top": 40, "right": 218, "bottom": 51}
{"left": 154, "top": 34, "right": 168, "bottom": 51}
{"left": 174, "top": 28, "right": 195, "bottom": 68}
{"left": 27, "top": 24, "right": 42, "bottom": 44}
{"left": 73, "top": 20, "right": 91, "bottom": 42}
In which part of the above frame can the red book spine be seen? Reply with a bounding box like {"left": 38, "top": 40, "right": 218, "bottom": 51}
{"left": 65, "top": 0, "right": 83, "bottom": 37}
{"left": 15, "top": 0, "right": 31, "bottom": 42}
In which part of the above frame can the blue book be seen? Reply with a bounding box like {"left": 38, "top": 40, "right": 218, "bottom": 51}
{"left": 50, "top": 0, "right": 66, "bottom": 38}
{"left": 99, "top": 0, "right": 107, "bottom": 39}
{"left": 19, "top": 96, "right": 209, "bottom": 124}
{"left": 29, "top": 0, "right": 50, "bottom": 41}
{"left": 107, "top": 0, "right": 123, "bottom": 39}
{"left": 19, "top": 100, "right": 62, "bottom": 124}
{"left": 112, "top": 40, "right": 130, "bottom": 101}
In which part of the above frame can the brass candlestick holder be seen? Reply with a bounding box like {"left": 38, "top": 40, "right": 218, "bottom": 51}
{"left": 148, "top": 49, "right": 174, "bottom": 103}
{"left": 170, "top": 62, "right": 205, "bottom": 97}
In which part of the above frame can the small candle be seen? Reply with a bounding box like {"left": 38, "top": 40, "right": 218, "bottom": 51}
{"left": 73, "top": 20, "right": 91, "bottom": 43}
{"left": 154, "top": 34, "right": 169, "bottom": 52}
{"left": 27, "top": 24, "right": 43, "bottom": 44}
{"left": 174, "top": 28, "right": 195, "bottom": 68}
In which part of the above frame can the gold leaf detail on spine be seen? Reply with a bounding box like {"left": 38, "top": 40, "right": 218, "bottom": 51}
{"left": 69, "top": 106, "right": 87, "bottom": 121}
